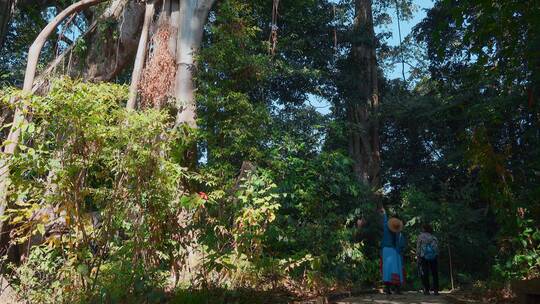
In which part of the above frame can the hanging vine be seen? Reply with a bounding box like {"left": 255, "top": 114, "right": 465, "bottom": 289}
{"left": 268, "top": 0, "right": 279, "bottom": 56}
{"left": 139, "top": 20, "right": 177, "bottom": 109}
{"left": 395, "top": 0, "right": 406, "bottom": 82}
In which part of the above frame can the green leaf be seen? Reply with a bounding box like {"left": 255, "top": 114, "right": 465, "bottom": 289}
{"left": 36, "top": 223, "right": 45, "bottom": 236}
{"left": 77, "top": 264, "right": 89, "bottom": 276}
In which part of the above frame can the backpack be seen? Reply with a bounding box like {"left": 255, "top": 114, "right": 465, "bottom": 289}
{"left": 422, "top": 241, "right": 437, "bottom": 260}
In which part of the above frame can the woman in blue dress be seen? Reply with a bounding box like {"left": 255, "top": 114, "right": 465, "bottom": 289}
{"left": 379, "top": 207, "right": 406, "bottom": 295}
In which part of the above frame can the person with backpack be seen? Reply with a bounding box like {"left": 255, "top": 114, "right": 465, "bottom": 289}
{"left": 417, "top": 223, "right": 439, "bottom": 295}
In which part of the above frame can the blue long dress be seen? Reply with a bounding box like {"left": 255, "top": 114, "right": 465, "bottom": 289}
{"left": 381, "top": 213, "right": 406, "bottom": 285}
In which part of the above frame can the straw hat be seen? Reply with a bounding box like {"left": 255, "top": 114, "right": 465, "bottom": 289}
{"left": 388, "top": 217, "right": 403, "bottom": 233}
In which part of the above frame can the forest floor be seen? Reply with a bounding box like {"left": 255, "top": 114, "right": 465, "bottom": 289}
{"left": 332, "top": 291, "right": 479, "bottom": 304}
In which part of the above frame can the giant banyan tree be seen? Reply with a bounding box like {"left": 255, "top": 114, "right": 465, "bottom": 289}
{"left": 0, "top": 0, "right": 216, "bottom": 235}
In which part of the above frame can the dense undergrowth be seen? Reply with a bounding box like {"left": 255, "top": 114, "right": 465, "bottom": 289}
{"left": 0, "top": 0, "right": 539, "bottom": 303}
{"left": 0, "top": 79, "right": 375, "bottom": 303}
{"left": 0, "top": 77, "right": 538, "bottom": 303}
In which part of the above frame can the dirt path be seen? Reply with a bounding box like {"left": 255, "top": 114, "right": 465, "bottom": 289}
{"left": 334, "top": 292, "right": 453, "bottom": 304}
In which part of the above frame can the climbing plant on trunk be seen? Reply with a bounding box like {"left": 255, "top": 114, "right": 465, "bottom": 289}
{"left": 129, "top": 0, "right": 217, "bottom": 125}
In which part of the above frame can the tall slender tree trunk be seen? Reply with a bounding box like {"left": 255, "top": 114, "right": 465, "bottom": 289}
{"left": 0, "top": 0, "right": 107, "bottom": 239}
{"left": 127, "top": 1, "right": 156, "bottom": 110}
{"left": 348, "top": 0, "right": 381, "bottom": 191}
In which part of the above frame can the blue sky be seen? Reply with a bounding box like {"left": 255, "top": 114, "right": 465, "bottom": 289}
{"left": 383, "top": 0, "right": 433, "bottom": 80}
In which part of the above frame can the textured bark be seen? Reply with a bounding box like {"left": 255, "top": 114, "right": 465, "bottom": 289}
{"left": 127, "top": 1, "right": 156, "bottom": 110}
{"left": 165, "top": 0, "right": 181, "bottom": 58}
{"left": 84, "top": 0, "right": 145, "bottom": 81}
{"left": 128, "top": 0, "right": 214, "bottom": 121}
{"left": 348, "top": 0, "right": 381, "bottom": 191}
{"left": 0, "top": 0, "right": 106, "bottom": 240}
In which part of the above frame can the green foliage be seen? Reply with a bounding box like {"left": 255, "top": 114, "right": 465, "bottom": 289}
{"left": 195, "top": 0, "right": 382, "bottom": 291}
{"left": 11, "top": 246, "right": 76, "bottom": 304}
{"left": 413, "top": 0, "right": 540, "bottom": 282}
{"left": 1, "top": 0, "right": 539, "bottom": 301}
{"left": 398, "top": 188, "right": 495, "bottom": 283}
{"left": 0, "top": 79, "right": 202, "bottom": 302}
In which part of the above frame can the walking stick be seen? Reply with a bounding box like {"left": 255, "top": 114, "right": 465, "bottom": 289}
{"left": 448, "top": 243, "right": 455, "bottom": 291}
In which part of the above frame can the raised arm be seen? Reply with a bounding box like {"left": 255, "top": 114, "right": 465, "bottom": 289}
{"left": 379, "top": 206, "right": 387, "bottom": 225}
{"left": 416, "top": 237, "right": 421, "bottom": 257}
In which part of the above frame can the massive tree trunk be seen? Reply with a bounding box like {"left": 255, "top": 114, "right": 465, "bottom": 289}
{"left": 173, "top": 0, "right": 215, "bottom": 127}
{"left": 1, "top": 0, "right": 216, "bottom": 244}
{"left": 84, "top": 0, "right": 145, "bottom": 81}
{"left": 127, "top": 0, "right": 214, "bottom": 168}
{"left": 132, "top": 0, "right": 214, "bottom": 283}
{"left": 348, "top": 0, "right": 381, "bottom": 191}
{"left": 128, "top": 0, "right": 215, "bottom": 116}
